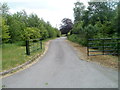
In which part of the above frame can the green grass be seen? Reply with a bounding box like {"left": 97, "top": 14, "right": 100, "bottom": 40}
{"left": 1, "top": 38, "right": 55, "bottom": 72}
{"left": 0, "top": 46, "right": 2, "bottom": 71}
{"left": 2, "top": 43, "right": 29, "bottom": 71}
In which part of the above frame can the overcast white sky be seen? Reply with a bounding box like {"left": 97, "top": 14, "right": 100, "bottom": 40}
{"left": 1, "top": 0, "right": 89, "bottom": 29}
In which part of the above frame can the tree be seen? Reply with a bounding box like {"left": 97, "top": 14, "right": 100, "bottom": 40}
{"left": 0, "top": 3, "right": 9, "bottom": 17}
{"left": 23, "top": 27, "right": 41, "bottom": 40}
{"left": 69, "top": 1, "right": 118, "bottom": 46}
{"left": 0, "top": 3, "right": 59, "bottom": 43}
{"left": 73, "top": 2, "right": 85, "bottom": 23}
{"left": 14, "top": 10, "right": 28, "bottom": 26}
{"left": 1, "top": 18, "right": 10, "bottom": 42}
{"left": 60, "top": 18, "right": 73, "bottom": 35}
{"left": 27, "top": 13, "right": 40, "bottom": 27}
{"left": 55, "top": 28, "right": 61, "bottom": 37}
{"left": 38, "top": 24, "right": 49, "bottom": 39}
{"left": 9, "top": 19, "right": 26, "bottom": 42}
{"left": 87, "top": 2, "right": 116, "bottom": 25}
{"left": 116, "top": 1, "right": 120, "bottom": 36}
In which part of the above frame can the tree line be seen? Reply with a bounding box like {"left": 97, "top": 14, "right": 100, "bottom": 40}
{"left": 68, "top": 1, "right": 120, "bottom": 46}
{"left": 0, "top": 3, "right": 61, "bottom": 44}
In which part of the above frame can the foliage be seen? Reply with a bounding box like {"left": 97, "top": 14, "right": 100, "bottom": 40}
{"left": 60, "top": 18, "right": 73, "bottom": 34}
{"left": 73, "top": 2, "right": 85, "bottom": 23}
{"left": 1, "top": 3, "right": 60, "bottom": 43}
{"left": 56, "top": 29, "right": 61, "bottom": 37}
{"left": 27, "top": 13, "right": 40, "bottom": 27}
{"left": 23, "top": 27, "right": 41, "bottom": 40}
{"left": 0, "top": 3, "right": 9, "bottom": 17}
{"left": 1, "top": 18, "right": 10, "bottom": 42}
{"left": 39, "top": 25, "right": 49, "bottom": 39}
{"left": 68, "top": 1, "right": 119, "bottom": 52}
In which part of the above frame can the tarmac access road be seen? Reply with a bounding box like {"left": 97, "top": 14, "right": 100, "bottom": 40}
{"left": 2, "top": 37, "right": 118, "bottom": 88}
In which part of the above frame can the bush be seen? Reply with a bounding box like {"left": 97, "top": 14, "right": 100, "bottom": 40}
{"left": 56, "top": 30, "right": 61, "bottom": 37}
{"left": 68, "top": 34, "right": 87, "bottom": 46}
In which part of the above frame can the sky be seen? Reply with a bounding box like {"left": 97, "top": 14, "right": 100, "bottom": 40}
{"left": 1, "top": 0, "right": 89, "bottom": 29}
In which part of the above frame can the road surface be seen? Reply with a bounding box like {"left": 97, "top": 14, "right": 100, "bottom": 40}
{"left": 2, "top": 37, "right": 118, "bottom": 88}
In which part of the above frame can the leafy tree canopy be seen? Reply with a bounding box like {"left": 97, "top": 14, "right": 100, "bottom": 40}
{"left": 60, "top": 18, "right": 73, "bottom": 35}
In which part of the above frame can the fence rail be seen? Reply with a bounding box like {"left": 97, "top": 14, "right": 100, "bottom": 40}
{"left": 87, "top": 38, "right": 120, "bottom": 56}
{"left": 26, "top": 38, "right": 42, "bottom": 55}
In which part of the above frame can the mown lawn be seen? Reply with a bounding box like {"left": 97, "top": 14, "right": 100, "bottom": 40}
{"left": 1, "top": 39, "right": 48, "bottom": 72}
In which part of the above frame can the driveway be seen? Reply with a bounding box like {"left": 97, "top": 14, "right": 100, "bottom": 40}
{"left": 2, "top": 37, "right": 118, "bottom": 88}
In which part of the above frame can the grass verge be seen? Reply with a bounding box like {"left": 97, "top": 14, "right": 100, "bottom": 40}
{"left": 0, "top": 45, "right": 1, "bottom": 89}
{"left": 1, "top": 38, "right": 55, "bottom": 72}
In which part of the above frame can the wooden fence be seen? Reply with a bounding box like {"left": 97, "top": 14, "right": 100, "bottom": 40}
{"left": 87, "top": 38, "right": 120, "bottom": 56}
{"left": 26, "top": 38, "right": 42, "bottom": 55}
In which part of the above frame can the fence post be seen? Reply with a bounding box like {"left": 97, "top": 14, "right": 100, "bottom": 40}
{"left": 117, "top": 39, "right": 119, "bottom": 56}
{"left": 87, "top": 39, "right": 89, "bottom": 56}
{"left": 87, "top": 29, "right": 89, "bottom": 56}
{"left": 26, "top": 40, "right": 30, "bottom": 55}
{"left": 102, "top": 39, "right": 104, "bottom": 55}
{"left": 40, "top": 38, "right": 42, "bottom": 49}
